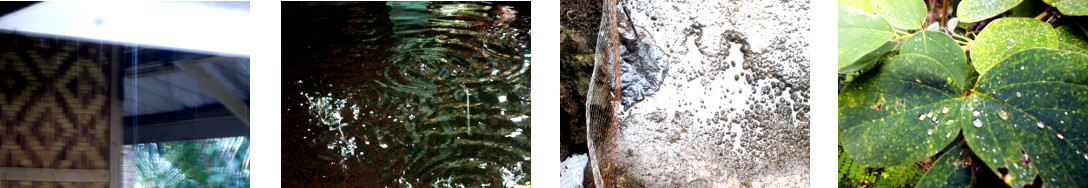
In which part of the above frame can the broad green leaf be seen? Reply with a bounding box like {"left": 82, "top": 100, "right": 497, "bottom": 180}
{"left": 839, "top": 0, "right": 874, "bottom": 13}
{"left": 842, "top": 48, "right": 1088, "bottom": 186}
{"left": 965, "top": 48, "right": 1088, "bottom": 187}
{"left": 840, "top": 40, "right": 897, "bottom": 73}
{"left": 1055, "top": 25, "right": 1088, "bottom": 54}
{"left": 956, "top": 0, "right": 1024, "bottom": 23}
{"left": 1043, "top": 0, "right": 1088, "bottom": 16}
{"left": 839, "top": 54, "right": 968, "bottom": 167}
{"left": 970, "top": 18, "right": 1056, "bottom": 75}
{"left": 957, "top": 20, "right": 972, "bottom": 31}
{"left": 839, "top": 5, "right": 896, "bottom": 71}
{"left": 916, "top": 143, "right": 974, "bottom": 187}
{"left": 872, "top": 0, "right": 927, "bottom": 29}
{"left": 901, "top": 31, "right": 969, "bottom": 91}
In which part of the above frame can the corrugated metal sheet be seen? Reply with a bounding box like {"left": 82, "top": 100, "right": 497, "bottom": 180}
{"left": 122, "top": 57, "right": 249, "bottom": 117}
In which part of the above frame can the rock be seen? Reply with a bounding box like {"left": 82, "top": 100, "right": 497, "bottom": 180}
{"left": 561, "top": 154, "right": 589, "bottom": 188}
{"left": 560, "top": 28, "right": 596, "bottom": 159}
{"left": 618, "top": 38, "right": 669, "bottom": 109}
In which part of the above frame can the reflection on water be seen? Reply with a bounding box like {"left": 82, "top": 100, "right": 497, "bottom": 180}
{"left": 282, "top": 2, "right": 530, "bottom": 187}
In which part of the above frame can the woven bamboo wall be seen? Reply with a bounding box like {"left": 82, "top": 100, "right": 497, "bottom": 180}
{"left": 0, "top": 34, "right": 114, "bottom": 187}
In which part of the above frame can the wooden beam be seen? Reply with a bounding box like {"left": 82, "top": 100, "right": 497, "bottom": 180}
{"left": 122, "top": 103, "right": 248, "bottom": 144}
{"left": 124, "top": 56, "right": 231, "bottom": 78}
{"left": 0, "top": 167, "right": 109, "bottom": 182}
{"left": 109, "top": 45, "right": 123, "bottom": 188}
{"left": 124, "top": 116, "right": 249, "bottom": 144}
{"left": 175, "top": 57, "right": 249, "bottom": 126}
{"left": 123, "top": 103, "right": 236, "bottom": 126}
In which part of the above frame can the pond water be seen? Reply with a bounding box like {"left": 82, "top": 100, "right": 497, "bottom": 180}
{"left": 281, "top": 2, "right": 530, "bottom": 187}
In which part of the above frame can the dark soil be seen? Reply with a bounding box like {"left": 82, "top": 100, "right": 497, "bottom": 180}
{"left": 561, "top": 0, "right": 603, "bottom": 34}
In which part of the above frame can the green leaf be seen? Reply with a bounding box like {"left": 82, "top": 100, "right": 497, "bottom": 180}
{"left": 840, "top": 40, "right": 898, "bottom": 73}
{"left": 872, "top": 0, "right": 928, "bottom": 29}
{"left": 901, "top": 31, "right": 970, "bottom": 91}
{"left": 916, "top": 143, "right": 974, "bottom": 187}
{"left": 966, "top": 48, "right": 1088, "bottom": 187}
{"left": 210, "top": 174, "right": 226, "bottom": 182}
{"left": 1043, "top": 0, "right": 1088, "bottom": 16}
{"left": 873, "top": 164, "right": 926, "bottom": 186}
{"left": 970, "top": 18, "right": 1056, "bottom": 75}
{"left": 839, "top": 54, "right": 967, "bottom": 167}
{"left": 1055, "top": 25, "right": 1088, "bottom": 54}
{"left": 839, "top": 5, "right": 896, "bottom": 71}
{"left": 839, "top": 0, "right": 874, "bottom": 13}
{"left": 203, "top": 146, "right": 217, "bottom": 155}
{"left": 958, "top": 20, "right": 972, "bottom": 31}
{"left": 956, "top": 0, "right": 1024, "bottom": 23}
{"left": 839, "top": 146, "right": 923, "bottom": 187}
{"left": 136, "top": 137, "right": 249, "bottom": 187}
{"left": 842, "top": 47, "right": 1088, "bottom": 186}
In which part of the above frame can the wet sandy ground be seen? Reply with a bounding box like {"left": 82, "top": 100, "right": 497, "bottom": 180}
{"left": 608, "top": 0, "right": 811, "bottom": 186}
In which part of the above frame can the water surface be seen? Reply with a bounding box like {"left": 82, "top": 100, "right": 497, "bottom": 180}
{"left": 282, "top": 2, "right": 531, "bottom": 187}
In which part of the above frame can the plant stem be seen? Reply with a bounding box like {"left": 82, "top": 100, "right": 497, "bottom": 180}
{"left": 896, "top": 35, "right": 909, "bottom": 40}
{"left": 622, "top": 5, "right": 639, "bottom": 41}
{"left": 939, "top": 0, "right": 948, "bottom": 29}
{"left": 950, "top": 32, "right": 974, "bottom": 43}
{"left": 964, "top": 30, "right": 978, "bottom": 37}
{"left": 894, "top": 31, "right": 913, "bottom": 40}
{"left": 1034, "top": 11, "right": 1050, "bottom": 21}
{"left": 1075, "top": 21, "right": 1088, "bottom": 38}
